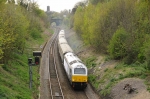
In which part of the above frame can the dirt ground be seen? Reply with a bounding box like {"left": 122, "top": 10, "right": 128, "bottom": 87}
{"left": 110, "top": 78, "right": 150, "bottom": 99}
{"left": 65, "top": 28, "right": 150, "bottom": 99}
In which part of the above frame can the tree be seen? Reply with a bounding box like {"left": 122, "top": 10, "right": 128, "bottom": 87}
{"left": 0, "top": 4, "right": 29, "bottom": 63}
{"left": 0, "top": 0, "right": 5, "bottom": 4}
{"left": 72, "top": 0, "right": 87, "bottom": 14}
{"left": 108, "top": 27, "right": 128, "bottom": 59}
{"left": 89, "top": 0, "right": 111, "bottom": 5}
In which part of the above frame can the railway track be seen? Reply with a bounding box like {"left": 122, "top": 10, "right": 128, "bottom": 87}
{"left": 42, "top": 28, "right": 93, "bottom": 99}
{"left": 48, "top": 29, "right": 64, "bottom": 99}
{"left": 54, "top": 29, "right": 90, "bottom": 99}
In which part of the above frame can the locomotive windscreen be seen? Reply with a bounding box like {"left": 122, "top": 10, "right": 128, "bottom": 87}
{"left": 74, "top": 68, "right": 86, "bottom": 74}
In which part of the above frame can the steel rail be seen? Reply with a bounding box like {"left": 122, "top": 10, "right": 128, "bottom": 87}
{"left": 52, "top": 38, "right": 64, "bottom": 99}
{"left": 48, "top": 29, "right": 64, "bottom": 99}
{"left": 48, "top": 33, "right": 56, "bottom": 99}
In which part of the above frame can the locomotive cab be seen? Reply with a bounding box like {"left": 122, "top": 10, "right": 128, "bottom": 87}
{"left": 71, "top": 64, "right": 88, "bottom": 89}
{"left": 64, "top": 52, "right": 88, "bottom": 89}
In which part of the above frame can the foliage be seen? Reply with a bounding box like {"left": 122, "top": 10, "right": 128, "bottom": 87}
{"left": 85, "top": 56, "right": 96, "bottom": 68}
{"left": 73, "top": 0, "right": 150, "bottom": 97}
{"left": 89, "top": 0, "right": 112, "bottom": 5}
{"left": 0, "top": 0, "right": 5, "bottom": 4}
{"left": 30, "top": 28, "right": 42, "bottom": 40}
{"left": 0, "top": 54, "right": 32, "bottom": 99}
{"left": 108, "top": 27, "right": 128, "bottom": 59}
{"left": 73, "top": 0, "right": 150, "bottom": 65}
{"left": 0, "top": 1, "right": 49, "bottom": 63}
{"left": 0, "top": 1, "right": 49, "bottom": 99}
{"left": 28, "top": 13, "right": 42, "bottom": 35}
{"left": 0, "top": 4, "right": 29, "bottom": 63}
{"left": 0, "top": 53, "right": 40, "bottom": 99}
{"left": 73, "top": 6, "right": 85, "bottom": 36}
{"left": 63, "top": 17, "right": 70, "bottom": 27}
{"left": 34, "top": 7, "right": 45, "bottom": 17}
{"left": 92, "top": 62, "right": 149, "bottom": 96}
{"left": 88, "top": 74, "right": 99, "bottom": 88}
{"left": 33, "top": 7, "right": 49, "bottom": 27}
{"left": 144, "top": 40, "right": 150, "bottom": 70}
{"left": 88, "top": 74, "right": 96, "bottom": 82}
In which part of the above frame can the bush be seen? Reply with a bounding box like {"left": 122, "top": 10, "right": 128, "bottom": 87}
{"left": 85, "top": 56, "right": 96, "bottom": 68}
{"left": 145, "top": 46, "right": 150, "bottom": 70}
{"left": 30, "top": 28, "right": 41, "bottom": 40}
{"left": 108, "top": 27, "right": 128, "bottom": 59}
{"left": 88, "top": 74, "right": 96, "bottom": 82}
{"left": 139, "top": 35, "right": 150, "bottom": 70}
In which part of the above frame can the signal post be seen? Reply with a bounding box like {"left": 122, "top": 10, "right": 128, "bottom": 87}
{"left": 28, "top": 51, "right": 41, "bottom": 89}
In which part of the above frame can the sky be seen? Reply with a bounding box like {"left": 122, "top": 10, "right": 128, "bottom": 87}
{"left": 36, "top": 0, "right": 84, "bottom": 12}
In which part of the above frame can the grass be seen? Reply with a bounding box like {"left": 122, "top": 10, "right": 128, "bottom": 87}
{"left": 88, "top": 74, "right": 99, "bottom": 88}
{"left": 85, "top": 56, "right": 97, "bottom": 68}
{"left": 87, "top": 59, "right": 150, "bottom": 96}
{"left": 0, "top": 28, "right": 53, "bottom": 99}
{"left": 0, "top": 52, "right": 40, "bottom": 99}
{"left": 0, "top": 51, "right": 41, "bottom": 98}
{"left": 0, "top": 57, "right": 32, "bottom": 99}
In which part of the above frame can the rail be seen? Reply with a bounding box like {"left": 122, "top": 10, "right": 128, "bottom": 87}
{"left": 48, "top": 29, "right": 64, "bottom": 99}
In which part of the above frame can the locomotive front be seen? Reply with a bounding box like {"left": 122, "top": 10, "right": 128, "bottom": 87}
{"left": 71, "top": 63, "right": 88, "bottom": 89}
{"left": 64, "top": 52, "right": 88, "bottom": 89}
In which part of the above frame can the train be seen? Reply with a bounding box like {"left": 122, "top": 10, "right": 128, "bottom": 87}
{"left": 58, "top": 30, "right": 88, "bottom": 89}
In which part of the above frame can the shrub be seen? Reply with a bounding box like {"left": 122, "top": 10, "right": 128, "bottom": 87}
{"left": 88, "top": 74, "right": 96, "bottom": 82}
{"left": 30, "top": 28, "right": 41, "bottom": 40}
{"left": 108, "top": 27, "right": 128, "bottom": 59}
{"left": 85, "top": 56, "right": 96, "bottom": 68}
{"left": 145, "top": 45, "right": 150, "bottom": 70}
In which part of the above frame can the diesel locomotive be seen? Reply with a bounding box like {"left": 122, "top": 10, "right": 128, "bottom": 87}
{"left": 58, "top": 30, "right": 88, "bottom": 89}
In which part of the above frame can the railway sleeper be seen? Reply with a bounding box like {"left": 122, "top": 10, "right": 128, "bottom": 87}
{"left": 52, "top": 92, "right": 63, "bottom": 97}
{"left": 52, "top": 94, "right": 63, "bottom": 96}
{"left": 50, "top": 74, "right": 57, "bottom": 78}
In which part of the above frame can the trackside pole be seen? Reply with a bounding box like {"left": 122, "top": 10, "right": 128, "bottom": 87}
{"left": 28, "top": 51, "right": 41, "bottom": 89}
{"left": 29, "top": 64, "right": 32, "bottom": 89}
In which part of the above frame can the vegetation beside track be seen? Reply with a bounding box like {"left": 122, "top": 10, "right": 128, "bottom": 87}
{"left": 71, "top": 0, "right": 150, "bottom": 97}
{"left": 84, "top": 55, "right": 150, "bottom": 97}
{"left": 0, "top": 1, "right": 52, "bottom": 98}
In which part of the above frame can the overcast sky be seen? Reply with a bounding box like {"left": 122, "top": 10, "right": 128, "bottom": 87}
{"left": 36, "top": 0, "right": 83, "bottom": 12}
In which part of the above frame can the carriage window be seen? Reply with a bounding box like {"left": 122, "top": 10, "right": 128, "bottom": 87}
{"left": 74, "top": 68, "right": 86, "bottom": 74}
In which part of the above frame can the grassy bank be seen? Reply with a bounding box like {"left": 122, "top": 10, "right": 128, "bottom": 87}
{"left": 86, "top": 56, "right": 150, "bottom": 96}
{"left": 0, "top": 54, "right": 32, "bottom": 99}
{"left": 0, "top": 28, "right": 53, "bottom": 99}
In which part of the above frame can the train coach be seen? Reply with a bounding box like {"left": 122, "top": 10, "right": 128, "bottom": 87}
{"left": 58, "top": 36, "right": 73, "bottom": 61}
{"left": 58, "top": 30, "right": 65, "bottom": 39}
{"left": 58, "top": 30, "right": 88, "bottom": 89}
